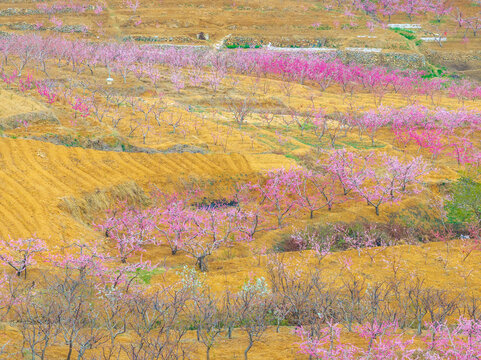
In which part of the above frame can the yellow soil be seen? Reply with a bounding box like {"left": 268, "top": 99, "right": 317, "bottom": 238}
{"left": 0, "top": 137, "right": 294, "bottom": 241}
{"left": 0, "top": 88, "right": 48, "bottom": 121}
{"left": 1, "top": 0, "right": 480, "bottom": 56}
{"left": 0, "top": 1, "right": 479, "bottom": 358}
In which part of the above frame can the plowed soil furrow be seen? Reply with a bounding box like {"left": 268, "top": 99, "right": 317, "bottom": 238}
{"left": 72, "top": 149, "right": 128, "bottom": 186}
{"left": 0, "top": 175, "right": 36, "bottom": 236}
{"left": 13, "top": 140, "right": 72, "bottom": 195}
{"left": 190, "top": 153, "right": 232, "bottom": 175}
{"left": 115, "top": 151, "right": 160, "bottom": 178}
{"left": 46, "top": 146, "right": 109, "bottom": 192}
{"left": 172, "top": 153, "right": 217, "bottom": 176}
{"left": 158, "top": 153, "right": 199, "bottom": 175}
{"left": 139, "top": 155, "right": 178, "bottom": 178}
{"left": 0, "top": 137, "right": 292, "bottom": 242}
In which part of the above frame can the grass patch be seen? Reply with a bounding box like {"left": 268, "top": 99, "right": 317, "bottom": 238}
{"left": 390, "top": 27, "right": 415, "bottom": 33}
{"left": 342, "top": 140, "right": 386, "bottom": 150}
{"left": 136, "top": 267, "right": 164, "bottom": 284}
{"left": 421, "top": 66, "right": 448, "bottom": 79}
{"left": 284, "top": 153, "right": 300, "bottom": 162}
{"left": 429, "top": 18, "right": 446, "bottom": 24}
{"left": 391, "top": 28, "right": 417, "bottom": 41}
{"left": 225, "top": 43, "right": 262, "bottom": 49}
{"left": 293, "top": 136, "right": 317, "bottom": 147}
{"left": 310, "top": 24, "right": 331, "bottom": 30}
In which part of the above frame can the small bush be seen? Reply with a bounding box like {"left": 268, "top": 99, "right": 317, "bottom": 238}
{"left": 445, "top": 177, "right": 481, "bottom": 226}
{"left": 421, "top": 67, "right": 447, "bottom": 79}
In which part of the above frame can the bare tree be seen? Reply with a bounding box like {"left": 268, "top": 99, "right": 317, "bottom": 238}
{"left": 267, "top": 254, "right": 316, "bottom": 327}
{"left": 16, "top": 289, "right": 61, "bottom": 360}
{"left": 190, "top": 290, "right": 223, "bottom": 360}
{"left": 407, "top": 277, "right": 427, "bottom": 335}
{"left": 226, "top": 94, "right": 257, "bottom": 128}
{"left": 99, "top": 289, "right": 128, "bottom": 360}
{"left": 235, "top": 277, "right": 271, "bottom": 360}
{"left": 338, "top": 274, "right": 366, "bottom": 331}
{"left": 122, "top": 286, "right": 190, "bottom": 360}
{"left": 51, "top": 268, "right": 97, "bottom": 360}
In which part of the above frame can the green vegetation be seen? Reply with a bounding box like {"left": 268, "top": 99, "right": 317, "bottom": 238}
{"left": 429, "top": 18, "right": 446, "bottom": 24}
{"left": 445, "top": 177, "right": 481, "bottom": 226}
{"left": 421, "top": 66, "right": 448, "bottom": 79}
{"left": 135, "top": 267, "right": 164, "bottom": 285}
{"left": 225, "top": 43, "right": 261, "bottom": 49}
{"left": 292, "top": 136, "right": 316, "bottom": 147}
{"left": 284, "top": 153, "right": 300, "bottom": 162}
{"left": 391, "top": 28, "right": 417, "bottom": 41}
{"left": 342, "top": 140, "right": 386, "bottom": 150}
{"left": 310, "top": 24, "right": 331, "bottom": 30}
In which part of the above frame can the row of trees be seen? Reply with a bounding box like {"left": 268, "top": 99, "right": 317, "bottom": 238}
{"left": 333, "top": 0, "right": 449, "bottom": 21}
{"left": 0, "top": 254, "right": 273, "bottom": 360}
{"left": 4, "top": 68, "right": 480, "bottom": 166}
{"left": 91, "top": 152, "right": 428, "bottom": 271}
{"left": 36, "top": 1, "right": 102, "bottom": 15}
{"left": 296, "top": 317, "right": 481, "bottom": 359}
{"left": 1, "top": 34, "right": 480, "bottom": 101}
{"left": 329, "top": 0, "right": 481, "bottom": 39}
{"left": 0, "top": 152, "right": 428, "bottom": 275}
{"left": 1, "top": 238, "right": 481, "bottom": 359}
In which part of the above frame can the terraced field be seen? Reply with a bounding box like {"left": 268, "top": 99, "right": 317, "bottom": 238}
{"left": 0, "top": 0, "right": 480, "bottom": 359}
{"left": 0, "top": 136, "right": 294, "bottom": 240}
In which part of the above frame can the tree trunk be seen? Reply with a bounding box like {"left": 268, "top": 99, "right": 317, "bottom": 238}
{"left": 244, "top": 337, "right": 253, "bottom": 360}
{"left": 66, "top": 342, "right": 73, "bottom": 360}
{"left": 417, "top": 314, "right": 423, "bottom": 335}
{"left": 197, "top": 256, "right": 208, "bottom": 272}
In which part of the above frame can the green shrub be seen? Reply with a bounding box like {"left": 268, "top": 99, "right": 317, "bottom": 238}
{"left": 136, "top": 267, "right": 164, "bottom": 284}
{"left": 391, "top": 28, "right": 417, "bottom": 41}
{"left": 421, "top": 66, "right": 447, "bottom": 79}
{"left": 225, "top": 43, "right": 261, "bottom": 49}
{"left": 399, "top": 32, "right": 416, "bottom": 40}
{"left": 445, "top": 177, "right": 481, "bottom": 226}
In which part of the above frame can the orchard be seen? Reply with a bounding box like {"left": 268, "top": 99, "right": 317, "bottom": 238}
{"left": 0, "top": 0, "right": 479, "bottom": 358}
